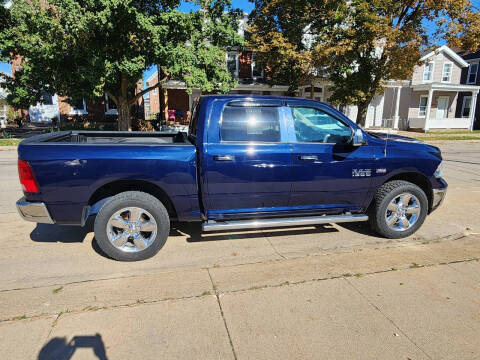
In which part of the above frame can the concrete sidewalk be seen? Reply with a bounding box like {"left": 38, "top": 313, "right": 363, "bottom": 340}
{"left": 1, "top": 234, "right": 479, "bottom": 359}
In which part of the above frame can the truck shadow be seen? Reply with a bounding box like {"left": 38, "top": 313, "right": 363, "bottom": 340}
{"left": 38, "top": 333, "right": 107, "bottom": 360}
{"left": 336, "top": 221, "right": 382, "bottom": 237}
{"left": 29, "top": 217, "right": 94, "bottom": 244}
{"left": 172, "top": 222, "right": 339, "bottom": 243}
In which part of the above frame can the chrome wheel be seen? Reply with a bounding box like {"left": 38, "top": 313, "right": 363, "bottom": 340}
{"left": 107, "top": 207, "right": 157, "bottom": 252}
{"left": 385, "top": 193, "right": 421, "bottom": 232}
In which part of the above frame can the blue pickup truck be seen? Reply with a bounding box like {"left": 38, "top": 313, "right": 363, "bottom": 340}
{"left": 16, "top": 95, "right": 447, "bottom": 261}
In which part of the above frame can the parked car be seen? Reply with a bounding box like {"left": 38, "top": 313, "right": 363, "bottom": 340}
{"left": 16, "top": 95, "right": 447, "bottom": 261}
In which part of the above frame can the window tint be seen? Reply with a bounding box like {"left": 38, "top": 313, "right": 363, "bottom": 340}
{"left": 221, "top": 106, "right": 281, "bottom": 142}
{"left": 291, "top": 107, "right": 351, "bottom": 144}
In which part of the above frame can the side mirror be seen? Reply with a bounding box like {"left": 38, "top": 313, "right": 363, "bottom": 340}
{"left": 352, "top": 128, "right": 365, "bottom": 146}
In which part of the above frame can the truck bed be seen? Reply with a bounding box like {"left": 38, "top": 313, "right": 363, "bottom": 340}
{"left": 18, "top": 130, "right": 199, "bottom": 224}
{"left": 21, "top": 130, "right": 190, "bottom": 145}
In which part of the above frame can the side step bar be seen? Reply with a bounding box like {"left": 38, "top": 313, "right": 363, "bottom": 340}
{"left": 202, "top": 214, "right": 369, "bottom": 232}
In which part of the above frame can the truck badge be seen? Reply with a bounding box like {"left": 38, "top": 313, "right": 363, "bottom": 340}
{"left": 352, "top": 169, "right": 372, "bottom": 177}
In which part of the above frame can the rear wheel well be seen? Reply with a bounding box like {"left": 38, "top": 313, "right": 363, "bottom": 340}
{"left": 88, "top": 180, "right": 177, "bottom": 219}
{"left": 378, "top": 172, "right": 432, "bottom": 211}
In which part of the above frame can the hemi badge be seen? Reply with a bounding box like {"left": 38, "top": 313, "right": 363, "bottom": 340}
{"left": 376, "top": 168, "right": 387, "bottom": 174}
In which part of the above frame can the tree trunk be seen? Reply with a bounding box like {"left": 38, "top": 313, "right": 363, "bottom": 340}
{"left": 118, "top": 100, "right": 131, "bottom": 131}
{"left": 356, "top": 101, "right": 369, "bottom": 128}
{"left": 117, "top": 72, "right": 131, "bottom": 131}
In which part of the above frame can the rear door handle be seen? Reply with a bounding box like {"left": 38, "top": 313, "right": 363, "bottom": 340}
{"left": 213, "top": 155, "right": 235, "bottom": 161}
{"left": 298, "top": 155, "right": 318, "bottom": 161}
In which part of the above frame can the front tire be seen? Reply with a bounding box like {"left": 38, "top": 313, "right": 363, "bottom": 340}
{"left": 94, "top": 191, "right": 170, "bottom": 261}
{"left": 369, "top": 180, "right": 428, "bottom": 239}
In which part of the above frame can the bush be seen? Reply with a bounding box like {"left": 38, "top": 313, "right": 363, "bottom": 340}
{"left": 6, "top": 108, "right": 17, "bottom": 124}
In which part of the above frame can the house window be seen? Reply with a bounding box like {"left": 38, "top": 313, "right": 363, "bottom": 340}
{"left": 423, "top": 62, "right": 433, "bottom": 81}
{"left": 226, "top": 52, "right": 238, "bottom": 77}
{"left": 41, "top": 91, "right": 53, "bottom": 105}
{"left": 251, "top": 53, "right": 263, "bottom": 79}
{"left": 69, "top": 98, "right": 87, "bottom": 115}
{"left": 152, "top": 88, "right": 157, "bottom": 95}
{"left": 419, "top": 95, "right": 428, "bottom": 117}
{"left": 442, "top": 63, "right": 452, "bottom": 82}
{"left": 105, "top": 94, "right": 118, "bottom": 114}
{"left": 467, "top": 63, "right": 478, "bottom": 84}
{"left": 462, "top": 96, "right": 472, "bottom": 118}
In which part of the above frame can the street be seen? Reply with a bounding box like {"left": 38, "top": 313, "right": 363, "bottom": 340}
{"left": 0, "top": 141, "right": 479, "bottom": 359}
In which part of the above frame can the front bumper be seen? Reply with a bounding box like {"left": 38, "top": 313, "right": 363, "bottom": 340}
{"left": 16, "top": 197, "right": 54, "bottom": 224}
{"left": 431, "top": 187, "right": 447, "bottom": 212}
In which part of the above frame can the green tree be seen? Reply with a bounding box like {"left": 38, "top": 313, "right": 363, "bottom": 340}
{"left": 0, "top": 0, "right": 242, "bottom": 130}
{"left": 247, "top": 0, "right": 326, "bottom": 94}
{"left": 311, "top": 0, "right": 480, "bottom": 126}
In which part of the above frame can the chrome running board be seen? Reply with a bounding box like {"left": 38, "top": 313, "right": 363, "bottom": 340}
{"left": 202, "top": 214, "right": 369, "bottom": 232}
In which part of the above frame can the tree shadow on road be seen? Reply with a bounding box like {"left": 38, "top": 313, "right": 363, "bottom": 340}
{"left": 172, "top": 222, "right": 339, "bottom": 243}
{"left": 38, "top": 333, "right": 108, "bottom": 360}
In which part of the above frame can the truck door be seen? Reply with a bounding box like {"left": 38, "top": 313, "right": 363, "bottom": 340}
{"left": 286, "top": 101, "right": 374, "bottom": 212}
{"left": 204, "top": 101, "right": 292, "bottom": 219}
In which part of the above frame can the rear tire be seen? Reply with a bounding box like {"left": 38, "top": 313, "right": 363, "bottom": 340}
{"left": 94, "top": 191, "right": 170, "bottom": 261}
{"left": 369, "top": 180, "right": 428, "bottom": 239}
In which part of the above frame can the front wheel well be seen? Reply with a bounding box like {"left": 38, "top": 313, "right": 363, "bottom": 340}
{"left": 374, "top": 172, "right": 433, "bottom": 211}
{"left": 88, "top": 180, "right": 177, "bottom": 219}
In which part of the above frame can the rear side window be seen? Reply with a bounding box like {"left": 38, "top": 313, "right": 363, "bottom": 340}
{"left": 291, "top": 107, "right": 351, "bottom": 144}
{"left": 188, "top": 99, "right": 200, "bottom": 138}
{"left": 221, "top": 106, "right": 281, "bottom": 142}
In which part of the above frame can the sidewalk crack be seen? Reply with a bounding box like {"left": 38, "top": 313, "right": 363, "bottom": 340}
{"left": 207, "top": 268, "right": 238, "bottom": 360}
{"left": 343, "top": 277, "right": 433, "bottom": 360}
{"left": 264, "top": 234, "right": 286, "bottom": 259}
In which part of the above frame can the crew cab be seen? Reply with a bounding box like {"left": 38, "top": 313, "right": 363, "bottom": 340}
{"left": 16, "top": 95, "right": 447, "bottom": 261}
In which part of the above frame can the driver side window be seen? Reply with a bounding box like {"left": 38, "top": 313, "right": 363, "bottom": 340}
{"left": 290, "top": 107, "right": 351, "bottom": 144}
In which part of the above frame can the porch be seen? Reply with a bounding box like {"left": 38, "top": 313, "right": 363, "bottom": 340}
{"left": 408, "top": 83, "right": 480, "bottom": 131}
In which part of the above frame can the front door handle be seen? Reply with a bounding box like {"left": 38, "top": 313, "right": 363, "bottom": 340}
{"left": 214, "top": 155, "right": 235, "bottom": 161}
{"left": 298, "top": 155, "right": 318, "bottom": 161}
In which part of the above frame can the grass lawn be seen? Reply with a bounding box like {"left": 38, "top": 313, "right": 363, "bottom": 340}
{"left": 415, "top": 135, "right": 480, "bottom": 141}
{"left": 396, "top": 130, "right": 480, "bottom": 141}
{"left": 425, "top": 130, "right": 480, "bottom": 135}
{"left": 0, "top": 139, "right": 22, "bottom": 146}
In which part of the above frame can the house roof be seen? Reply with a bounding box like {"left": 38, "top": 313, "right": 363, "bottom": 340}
{"left": 456, "top": 48, "right": 480, "bottom": 62}
{"left": 420, "top": 45, "right": 469, "bottom": 67}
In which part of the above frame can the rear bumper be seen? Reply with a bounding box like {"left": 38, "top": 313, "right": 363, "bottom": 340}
{"left": 16, "top": 197, "right": 54, "bottom": 224}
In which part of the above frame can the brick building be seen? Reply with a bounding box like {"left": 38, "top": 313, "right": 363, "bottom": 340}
{"left": 145, "top": 49, "right": 292, "bottom": 124}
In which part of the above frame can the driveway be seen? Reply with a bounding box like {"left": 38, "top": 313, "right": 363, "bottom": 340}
{"left": 0, "top": 141, "right": 479, "bottom": 359}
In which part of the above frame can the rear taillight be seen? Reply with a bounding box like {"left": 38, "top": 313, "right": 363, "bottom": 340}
{"left": 18, "top": 159, "right": 39, "bottom": 193}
